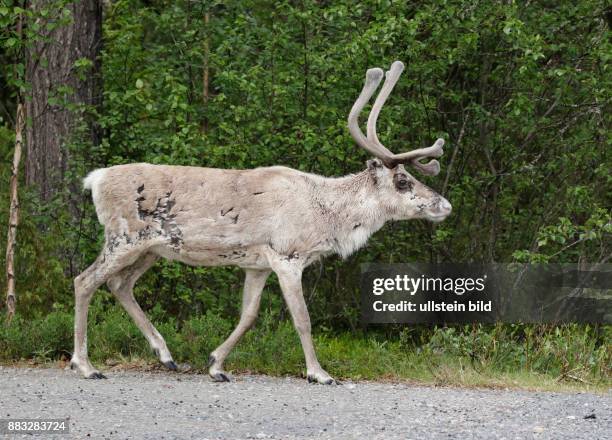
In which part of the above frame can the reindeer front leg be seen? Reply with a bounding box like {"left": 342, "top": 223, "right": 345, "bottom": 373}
{"left": 273, "top": 259, "right": 338, "bottom": 385}
{"left": 208, "top": 269, "right": 271, "bottom": 382}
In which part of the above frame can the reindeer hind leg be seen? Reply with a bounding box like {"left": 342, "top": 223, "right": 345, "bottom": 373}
{"left": 106, "top": 254, "right": 177, "bottom": 370}
{"left": 71, "top": 244, "right": 144, "bottom": 378}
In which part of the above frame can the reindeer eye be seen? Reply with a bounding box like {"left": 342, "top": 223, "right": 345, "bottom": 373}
{"left": 393, "top": 173, "right": 413, "bottom": 191}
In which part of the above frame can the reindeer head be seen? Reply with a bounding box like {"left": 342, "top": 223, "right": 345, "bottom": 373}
{"left": 348, "top": 61, "right": 452, "bottom": 223}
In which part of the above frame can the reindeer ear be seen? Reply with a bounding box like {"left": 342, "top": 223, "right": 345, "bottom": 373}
{"left": 367, "top": 158, "right": 383, "bottom": 170}
{"left": 367, "top": 158, "right": 385, "bottom": 184}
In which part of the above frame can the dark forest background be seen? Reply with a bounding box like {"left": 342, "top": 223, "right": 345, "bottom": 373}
{"left": 0, "top": 0, "right": 609, "bottom": 382}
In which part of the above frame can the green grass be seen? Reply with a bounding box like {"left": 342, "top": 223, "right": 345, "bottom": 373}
{"left": 1, "top": 304, "right": 610, "bottom": 393}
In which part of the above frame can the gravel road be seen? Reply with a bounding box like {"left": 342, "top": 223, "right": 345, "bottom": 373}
{"left": 0, "top": 366, "right": 609, "bottom": 439}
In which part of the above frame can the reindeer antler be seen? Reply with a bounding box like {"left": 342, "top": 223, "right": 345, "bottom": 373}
{"left": 347, "top": 67, "right": 386, "bottom": 160}
{"left": 348, "top": 60, "right": 444, "bottom": 175}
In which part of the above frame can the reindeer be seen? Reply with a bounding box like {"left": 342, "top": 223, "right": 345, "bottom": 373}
{"left": 71, "top": 61, "right": 452, "bottom": 384}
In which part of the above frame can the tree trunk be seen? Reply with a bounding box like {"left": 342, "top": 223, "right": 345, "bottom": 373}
{"left": 24, "top": 0, "right": 103, "bottom": 200}
{"left": 5, "top": 103, "right": 24, "bottom": 322}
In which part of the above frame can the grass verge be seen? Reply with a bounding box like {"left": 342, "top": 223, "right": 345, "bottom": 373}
{"left": 1, "top": 304, "right": 610, "bottom": 393}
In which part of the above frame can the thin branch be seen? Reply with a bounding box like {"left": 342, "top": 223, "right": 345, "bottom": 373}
{"left": 201, "top": 11, "right": 210, "bottom": 133}
{"left": 442, "top": 111, "right": 469, "bottom": 197}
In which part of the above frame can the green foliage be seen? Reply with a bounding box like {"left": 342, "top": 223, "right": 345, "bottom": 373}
{"left": 0, "top": 0, "right": 610, "bottom": 384}
{"left": 422, "top": 324, "right": 611, "bottom": 379}
{"left": 0, "top": 0, "right": 74, "bottom": 98}
{"left": 83, "top": 0, "right": 611, "bottom": 323}
{"left": 1, "top": 0, "right": 609, "bottom": 324}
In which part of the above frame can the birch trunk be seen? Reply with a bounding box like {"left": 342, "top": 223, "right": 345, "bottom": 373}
{"left": 5, "top": 103, "right": 24, "bottom": 322}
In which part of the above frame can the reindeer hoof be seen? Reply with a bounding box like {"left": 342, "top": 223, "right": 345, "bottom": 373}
{"left": 211, "top": 372, "right": 230, "bottom": 382}
{"left": 307, "top": 374, "right": 340, "bottom": 385}
{"left": 86, "top": 372, "right": 107, "bottom": 379}
{"left": 162, "top": 360, "right": 178, "bottom": 371}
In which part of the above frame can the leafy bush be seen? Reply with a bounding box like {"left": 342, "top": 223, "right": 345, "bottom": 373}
{"left": 0, "top": 0, "right": 609, "bottom": 387}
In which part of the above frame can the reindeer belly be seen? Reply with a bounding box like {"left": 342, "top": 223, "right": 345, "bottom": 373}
{"left": 149, "top": 241, "right": 271, "bottom": 270}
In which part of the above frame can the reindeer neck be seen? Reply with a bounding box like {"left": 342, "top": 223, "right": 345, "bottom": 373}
{"left": 314, "top": 170, "right": 387, "bottom": 258}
